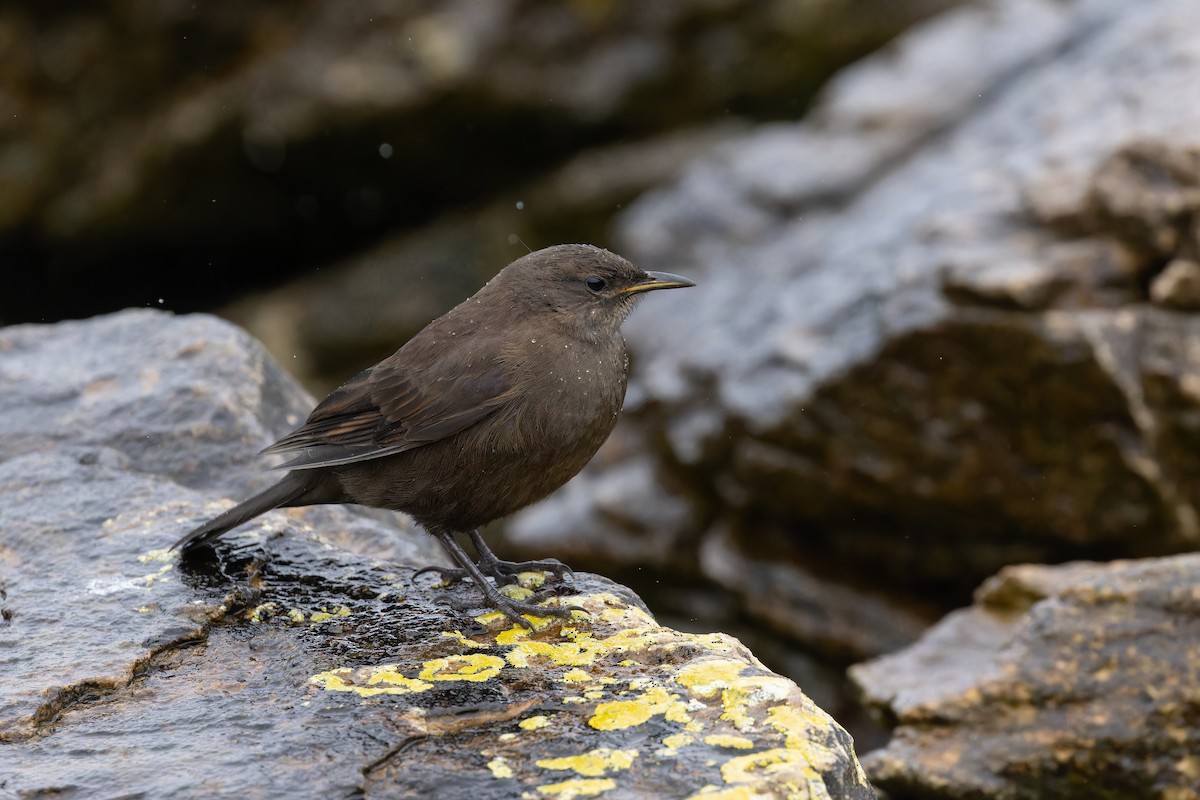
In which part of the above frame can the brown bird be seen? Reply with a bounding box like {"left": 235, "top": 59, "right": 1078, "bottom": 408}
{"left": 174, "top": 244, "right": 693, "bottom": 626}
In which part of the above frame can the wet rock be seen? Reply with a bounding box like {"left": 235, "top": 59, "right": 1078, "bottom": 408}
{"left": 0, "top": 309, "right": 873, "bottom": 798}
{"left": 0, "top": 308, "right": 310, "bottom": 496}
{"left": 509, "top": 0, "right": 1200, "bottom": 640}
{"left": 849, "top": 555, "right": 1200, "bottom": 799}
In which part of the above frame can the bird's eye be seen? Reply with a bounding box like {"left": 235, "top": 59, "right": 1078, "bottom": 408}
{"left": 585, "top": 276, "right": 606, "bottom": 292}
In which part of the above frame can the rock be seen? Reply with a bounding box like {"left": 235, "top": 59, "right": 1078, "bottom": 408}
{"left": 508, "top": 0, "right": 1200, "bottom": 644}
{"left": 0, "top": 310, "right": 873, "bottom": 798}
{"left": 0, "top": 308, "right": 309, "bottom": 496}
{"left": 1150, "top": 259, "right": 1200, "bottom": 310}
{"left": 2, "top": 0, "right": 960, "bottom": 326}
{"left": 849, "top": 555, "right": 1200, "bottom": 799}
{"left": 698, "top": 525, "right": 936, "bottom": 662}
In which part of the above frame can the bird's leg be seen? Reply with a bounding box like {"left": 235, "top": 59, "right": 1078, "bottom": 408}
{"left": 412, "top": 529, "right": 474, "bottom": 585}
{"left": 424, "top": 530, "right": 582, "bottom": 629}
{"left": 413, "top": 529, "right": 574, "bottom": 586}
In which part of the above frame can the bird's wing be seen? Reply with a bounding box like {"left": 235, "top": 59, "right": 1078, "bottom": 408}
{"left": 262, "top": 343, "right": 512, "bottom": 470}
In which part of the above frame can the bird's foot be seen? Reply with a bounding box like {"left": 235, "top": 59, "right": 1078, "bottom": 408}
{"left": 434, "top": 582, "right": 586, "bottom": 630}
{"left": 481, "top": 554, "right": 574, "bottom": 584}
{"left": 487, "top": 591, "right": 587, "bottom": 630}
{"left": 414, "top": 556, "right": 573, "bottom": 587}
{"left": 424, "top": 531, "right": 586, "bottom": 629}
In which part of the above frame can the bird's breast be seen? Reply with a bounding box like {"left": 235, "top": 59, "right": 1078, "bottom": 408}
{"left": 499, "top": 337, "right": 628, "bottom": 460}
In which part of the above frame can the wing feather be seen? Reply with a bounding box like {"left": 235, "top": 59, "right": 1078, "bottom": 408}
{"left": 261, "top": 336, "right": 512, "bottom": 470}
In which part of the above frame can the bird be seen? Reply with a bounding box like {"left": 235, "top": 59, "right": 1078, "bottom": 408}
{"left": 174, "top": 244, "right": 694, "bottom": 627}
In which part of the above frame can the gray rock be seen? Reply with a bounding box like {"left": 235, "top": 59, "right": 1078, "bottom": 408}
{"left": 0, "top": 309, "right": 311, "bottom": 496}
{"left": 699, "top": 525, "right": 936, "bottom": 661}
{"left": 0, "top": 310, "right": 873, "bottom": 798}
{"left": 849, "top": 555, "right": 1200, "bottom": 798}
{"left": 509, "top": 0, "right": 1200, "bottom": 637}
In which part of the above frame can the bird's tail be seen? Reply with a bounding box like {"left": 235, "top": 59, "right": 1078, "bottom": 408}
{"left": 173, "top": 472, "right": 320, "bottom": 551}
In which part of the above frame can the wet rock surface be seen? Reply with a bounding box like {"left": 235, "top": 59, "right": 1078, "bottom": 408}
{"left": 0, "top": 308, "right": 310, "bottom": 497}
{"left": 0, "top": 309, "right": 873, "bottom": 798}
{"left": 509, "top": 0, "right": 1200, "bottom": 645}
{"left": 850, "top": 554, "right": 1200, "bottom": 799}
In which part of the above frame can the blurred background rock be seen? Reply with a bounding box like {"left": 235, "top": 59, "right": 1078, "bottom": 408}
{"left": 8, "top": 0, "right": 1200, "bottom": 787}
{"left": 1, "top": 0, "right": 952, "bottom": 337}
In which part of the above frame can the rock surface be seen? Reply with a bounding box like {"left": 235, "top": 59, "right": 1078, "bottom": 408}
{"left": 0, "top": 310, "right": 873, "bottom": 798}
{"left": 850, "top": 555, "right": 1200, "bottom": 799}
{"left": 509, "top": 0, "right": 1200, "bottom": 645}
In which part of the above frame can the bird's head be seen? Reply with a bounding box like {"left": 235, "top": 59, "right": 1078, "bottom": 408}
{"left": 488, "top": 244, "right": 694, "bottom": 338}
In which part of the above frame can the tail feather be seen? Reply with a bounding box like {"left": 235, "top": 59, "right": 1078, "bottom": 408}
{"left": 174, "top": 472, "right": 317, "bottom": 551}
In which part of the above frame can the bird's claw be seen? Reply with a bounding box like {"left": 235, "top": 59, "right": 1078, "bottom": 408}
{"left": 414, "top": 557, "right": 574, "bottom": 587}
{"left": 490, "top": 557, "right": 574, "bottom": 581}
{"left": 490, "top": 597, "right": 588, "bottom": 630}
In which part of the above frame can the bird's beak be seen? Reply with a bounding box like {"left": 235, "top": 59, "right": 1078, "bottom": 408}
{"left": 620, "top": 271, "right": 697, "bottom": 295}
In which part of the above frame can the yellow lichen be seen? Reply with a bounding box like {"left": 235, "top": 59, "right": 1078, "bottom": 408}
{"left": 676, "top": 660, "right": 749, "bottom": 694}
{"left": 487, "top": 756, "right": 514, "bottom": 779}
{"left": 506, "top": 639, "right": 594, "bottom": 668}
{"left": 500, "top": 584, "right": 535, "bottom": 601}
{"left": 766, "top": 704, "right": 871, "bottom": 788}
{"left": 766, "top": 705, "right": 833, "bottom": 749}
{"left": 496, "top": 625, "right": 532, "bottom": 645}
{"left": 310, "top": 665, "right": 433, "bottom": 696}
{"left": 588, "top": 685, "right": 692, "bottom": 731}
{"left": 520, "top": 715, "right": 551, "bottom": 731}
{"left": 719, "top": 749, "right": 804, "bottom": 784}
{"left": 660, "top": 733, "right": 694, "bottom": 754}
{"left": 536, "top": 747, "right": 637, "bottom": 777}
{"left": 676, "top": 658, "right": 794, "bottom": 732}
{"left": 562, "top": 668, "right": 592, "bottom": 683}
{"left": 442, "top": 630, "right": 488, "bottom": 649}
{"left": 310, "top": 606, "right": 351, "bottom": 623}
{"left": 249, "top": 602, "right": 278, "bottom": 623}
{"left": 473, "top": 610, "right": 510, "bottom": 626}
{"left": 503, "top": 609, "right": 711, "bottom": 672}
{"left": 517, "top": 571, "right": 547, "bottom": 588}
{"left": 476, "top": 609, "right": 555, "bottom": 628}
{"left": 536, "top": 777, "right": 617, "bottom": 798}
{"left": 286, "top": 608, "right": 306, "bottom": 624}
{"left": 704, "top": 735, "right": 755, "bottom": 750}
{"left": 419, "top": 653, "right": 506, "bottom": 682}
